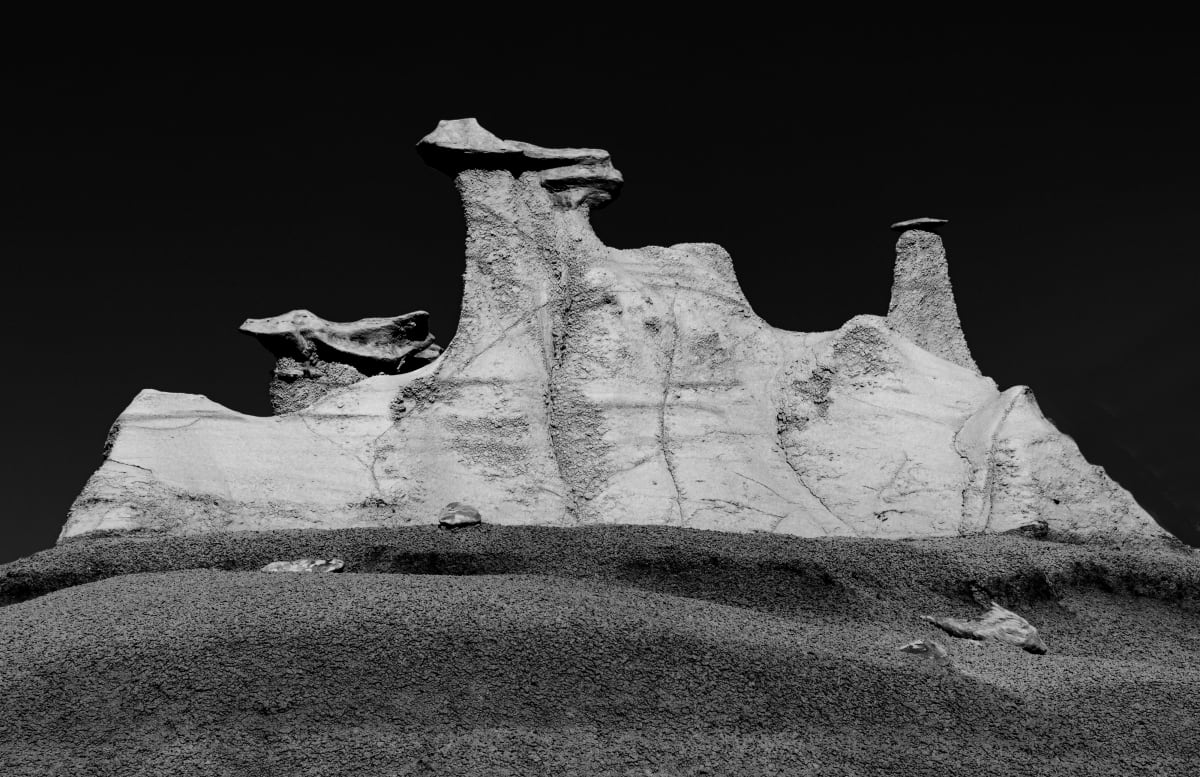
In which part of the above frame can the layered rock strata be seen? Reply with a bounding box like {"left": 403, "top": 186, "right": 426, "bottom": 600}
{"left": 59, "top": 120, "right": 1173, "bottom": 544}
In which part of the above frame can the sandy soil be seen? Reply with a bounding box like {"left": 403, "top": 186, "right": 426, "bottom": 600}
{"left": 2, "top": 526, "right": 1197, "bottom": 775}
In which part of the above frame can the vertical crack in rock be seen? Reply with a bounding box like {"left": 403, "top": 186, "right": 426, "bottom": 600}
{"left": 979, "top": 403, "right": 1017, "bottom": 533}
{"left": 887, "top": 219, "right": 979, "bottom": 372}
{"left": 772, "top": 340, "right": 849, "bottom": 528}
{"left": 952, "top": 420, "right": 977, "bottom": 536}
{"left": 545, "top": 256, "right": 583, "bottom": 523}
{"left": 658, "top": 297, "right": 686, "bottom": 525}
{"left": 955, "top": 387, "right": 1037, "bottom": 535}
{"left": 773, "top": 409, "right": 844, "bottom": 524}
{"left": 297, "top": 413, "right": 383, "bottom": 497}
{"left": 870, "top": 453, "right": 910, "bottom": 521}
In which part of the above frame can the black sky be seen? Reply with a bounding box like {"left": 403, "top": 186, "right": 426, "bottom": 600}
{"left": 2, "top": 26, "right": 1197, "bottom": 562}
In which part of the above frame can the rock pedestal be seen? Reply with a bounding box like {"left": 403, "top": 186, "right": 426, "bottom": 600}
{"left": 887, "top": 219, "right": 979, "bottom": 373}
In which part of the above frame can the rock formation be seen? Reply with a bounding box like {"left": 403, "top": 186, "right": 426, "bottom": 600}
{"left": 261, "top": 558, "right": 345, "bottom": 573}
{"left": 240, "top": 309, "right": 441, "bottom": 414}
{"left": 438, "top": 502, "right": 482, "bottom": 529}
{"left": 57, "top": 119, "right": 1175, "bottom": 544}
{"left": 887, "top": 218, "right": 978, "bottom": 372}
{"left": 898, "top": 639, "right": 951, "bottom": 666}
{"left": 924, "top": 602, "right": 1048, "bottom": 654}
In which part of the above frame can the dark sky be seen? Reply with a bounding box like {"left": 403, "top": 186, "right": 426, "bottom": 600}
{"left": 2, "top": 27, "right": 1197, "bottom": 563}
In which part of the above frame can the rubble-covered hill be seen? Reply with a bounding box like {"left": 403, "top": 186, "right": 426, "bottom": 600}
{"left": 2, "top": 525, "right": 1197, "bottom": 775}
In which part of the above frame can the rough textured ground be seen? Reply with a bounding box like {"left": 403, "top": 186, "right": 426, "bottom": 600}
{"left": 2, "top": 526, "right": 1197, "bottom": 775}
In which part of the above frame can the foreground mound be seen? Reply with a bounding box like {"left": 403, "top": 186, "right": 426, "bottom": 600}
{"left": 1, "top": 528, "right": 1197, "bottom": 775}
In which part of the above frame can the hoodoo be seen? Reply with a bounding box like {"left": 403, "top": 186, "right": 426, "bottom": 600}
{"left": 887, "top": 217, "right": 978, "bottom": 372}
{"left": 58, "top": 120, "right": 1174, "bottom": 544}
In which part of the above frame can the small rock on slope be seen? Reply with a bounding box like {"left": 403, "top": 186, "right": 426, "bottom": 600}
{"left": 923, "top": 602, "right": 1047, "bottom": 654}
{"left": 261, "top": 558, "right": 345, "bottom": 573}
{"left": 439, "top": 502, "right": 482, "bottom": 529}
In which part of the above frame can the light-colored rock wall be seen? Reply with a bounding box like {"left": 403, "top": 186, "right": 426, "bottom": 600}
{"left": 58, "top": 120, "right": 1173, "bottom": 544}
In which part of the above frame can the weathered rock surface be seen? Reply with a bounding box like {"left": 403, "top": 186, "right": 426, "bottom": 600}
{"left": 924, "top": 602, "right": 1048, "bottom": 654}
{"left": 438, "top": 502, "right": 482, "bottom": 529}
{"left": 58, "top": 119, "right": 1174, "bottom": 544}
{"left": 260, "top": 558, "right": 345, "bottom": 573}
{"left": 898, "top": 638, "right": 951, "bottom": 665}
{"left": 240, "top": 309, "right": 441, "bottom": 414}
{"left": 887, "top": 219, "right": 978, "bottom": 372}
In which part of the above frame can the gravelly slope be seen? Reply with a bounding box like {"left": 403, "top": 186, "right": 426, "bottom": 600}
{"left": 1, "top": 527, "right": 1197, "bottom": 775}
{"left": 4, "top": 525, "right": 1197, "bottom": 610}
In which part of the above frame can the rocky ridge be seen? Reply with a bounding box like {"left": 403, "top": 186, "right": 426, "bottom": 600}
{"left": 59, "top": 119, "right": 1174, "bottom": 544}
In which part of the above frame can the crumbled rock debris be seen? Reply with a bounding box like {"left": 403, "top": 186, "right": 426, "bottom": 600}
{"left": 260, "top": 558, "right": 345, "bottom": 573}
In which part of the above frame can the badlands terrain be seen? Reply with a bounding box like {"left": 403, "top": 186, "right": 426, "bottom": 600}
{"left": 2, "top": 120, "right": 1196, "bottom": 775}
{"left": 2, "top": 526, "right": 1198, "bottom": 775}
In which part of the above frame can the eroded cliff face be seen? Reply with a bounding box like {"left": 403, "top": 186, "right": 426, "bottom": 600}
{"left": 60, "top": 120, "right": 1173, "bottom": 543}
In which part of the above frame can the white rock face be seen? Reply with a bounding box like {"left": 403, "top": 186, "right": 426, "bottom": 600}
{"left": 58, "top": 119, "right": 1174, "bottom": 544}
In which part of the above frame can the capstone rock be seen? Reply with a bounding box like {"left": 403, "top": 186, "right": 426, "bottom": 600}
{"left": 57, "top": 119, "right": 1176, "bottom": 546}
{"left": 890, "top": 217, "right": 948, "bottom": 233}
{"left": 240, "top": 309, "right": 441, "bottom": 414}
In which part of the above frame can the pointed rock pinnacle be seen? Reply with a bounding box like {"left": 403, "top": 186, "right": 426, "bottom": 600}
{"left": 886, "top": 218, "right": 979, "bottom": 372}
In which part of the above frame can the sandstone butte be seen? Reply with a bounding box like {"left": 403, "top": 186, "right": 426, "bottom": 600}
{"left": 59, "top": 119, "right": 1176, "bottom": 545}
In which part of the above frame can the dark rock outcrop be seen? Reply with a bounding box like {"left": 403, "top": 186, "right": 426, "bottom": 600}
{"left": 417, "top": 118, "right": 622, "bottom": 209}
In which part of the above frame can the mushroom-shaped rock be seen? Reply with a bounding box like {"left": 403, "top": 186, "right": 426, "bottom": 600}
{"left": 438, "top": 502, "right": 482, "bottom": 529}
{"left": 261, "top": 558, "right": 345, "bottom": 573}
{"left": 240, "top": 309, "right": 441, "bottom": 414}
{"left": 417, "top": 118, "right": 623, "bottom": 209}
{"left": 886, "top": 218, "right": 979, "bottom": 372}
{"left": 922, "top": 602, "right": 1047, "bottom": 654}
